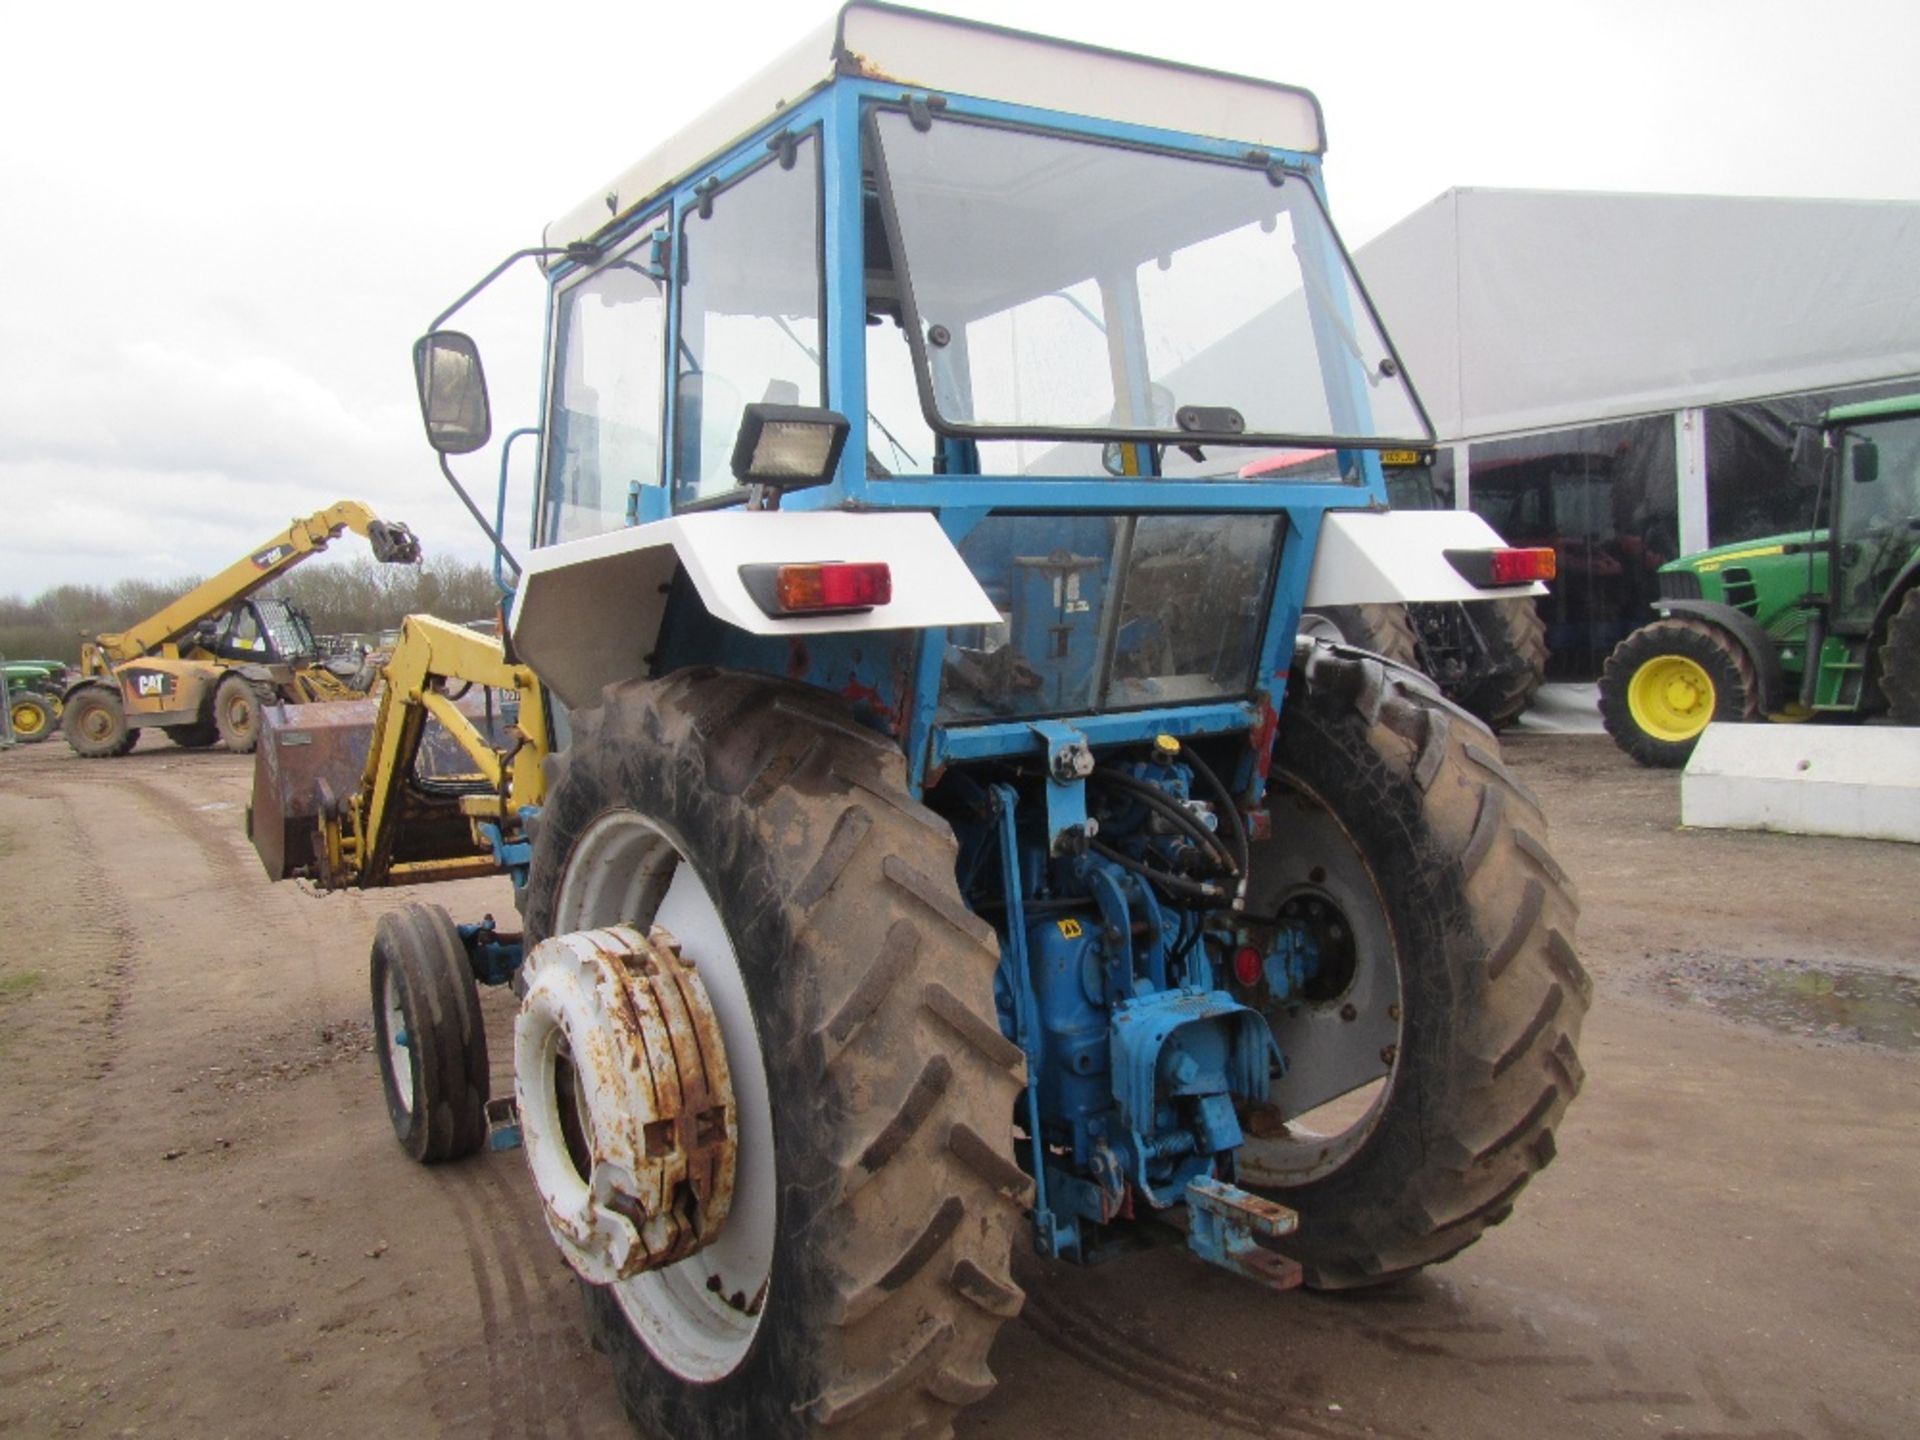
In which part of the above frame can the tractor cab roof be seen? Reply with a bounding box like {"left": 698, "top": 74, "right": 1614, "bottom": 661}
{"left": 543, "top": 1, "right": 1326, "bottom": 255}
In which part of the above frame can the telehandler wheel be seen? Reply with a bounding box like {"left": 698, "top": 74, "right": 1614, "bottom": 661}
{"left": 1237, "top": 644, "right": 1587, "bottom": 1289}
{"left": 1451, "top": 597, "right": 1549, "bottom": 731}
{"left": 1598, "top": 618, "right": 1757, "bottom": 768}
{"left": 8, "top": 691, "right": 54, "bottom": 743}
{"left": 1300, "top": 602, "right": 1419, "bottom": 669}
{"left": 213, "top": 677, "right": 263, "bottom": 753}
{"left": 519, "top": 670, "right": 1025, "bottom": 1440}
{"left": 61, "top": 684, "right": 139, "bottom": 758}
{"left": 163, "top": 721, "right": 221, "bottom": 749}
{"left": 1877, "top": 587, "right": 1920, "bottom": 724}
{"left": 369, "top": 902, "right": 489, "bottom": 1163}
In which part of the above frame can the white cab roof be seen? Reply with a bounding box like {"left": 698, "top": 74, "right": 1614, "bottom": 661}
{"left": 545, "top": 2, "right": 1324, "bottom": 254}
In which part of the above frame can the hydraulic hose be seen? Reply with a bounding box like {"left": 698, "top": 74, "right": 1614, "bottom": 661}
{"left": 1178, "top": 744, "right": 1250, "bottom": 879}
{"left": 1089, "top": 768, "right": 1240, "bottom": 877}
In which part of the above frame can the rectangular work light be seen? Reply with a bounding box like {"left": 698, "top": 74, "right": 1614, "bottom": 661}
{"left": 729, "top": 403, "right": 852, "bottom": 489}
{"left": 739, "top": 562, "right": 893, "bottom": 617}
{"left": 1445, "top": 546, "right": 1558, "bottom": 587}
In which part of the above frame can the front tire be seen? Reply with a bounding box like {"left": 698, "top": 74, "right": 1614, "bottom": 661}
{"left": 1598, "top": 618, "right": 1757, "bottom": 768}
{"left": 520, "top": 670, "right": 1025, "bottom": 1440}
{"left": 163, "top": 720, "right": 221, "bottom": 749}
{"left": 214, "top": 676, "right": 263, "bottom": 753}
{"left": 1877, "top": 588, "right": 1920, "bottom": 723}
{"left": 61, "top": 684, "right": 139, "bottom": 758}
{"left": 8, "top": 691, "right": 54, "bottom": 743}
{"left": 369, "top": 902, "right": 489, "bottom": 1163}
{"left": 1238, "top": 645, "right": 1587, "bottom": 1288}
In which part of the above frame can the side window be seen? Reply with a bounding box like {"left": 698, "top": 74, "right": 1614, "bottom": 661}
{"left": 675, "top": 135, "right": 824, "bottom": 505}
{"left": 542, "top": 229, "right": 668, "bottom": 545}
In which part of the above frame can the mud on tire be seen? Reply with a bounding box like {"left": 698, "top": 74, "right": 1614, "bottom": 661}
{"left": 520, "top": 669, "right": 1027, "bottom": 1440}
{"left": 214, "top": 676, "right": 264, "bottom": 754}
{"left": 61, "top": 684, "right": 139, "bottom": 758}
{"left": 1239, "top": 644, "right": 1587, "bottom": 1288}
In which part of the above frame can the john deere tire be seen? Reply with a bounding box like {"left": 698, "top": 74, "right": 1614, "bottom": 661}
{"left": 8, "top": 691, "right": 54, "bottom": 744}
{"left": 1237, "top": 643, "right": 1586, "bottom": 1289}
{"left": 1450, "top": 597, "right": 1549, "bottom": 731}
{"left": 1301, "top": 602, "right": 1420, "bottom": 669}
{"left": 61, "top": 685, "right": 139, "bottom": 759}
{"left": 1598, "top": 618, "right": 1757, "bottom": 768}
{"left": 214, "top": 676, "right": 263, "bottom": 754}
{"left": 163, "top": 721, "right": 221, "bottom": 749}
{"left": 1877, "top": 588, "right": 1920, "bottom": 724}
{"left": 370, "top": 902, "right": 489, "bottom": 1163}
{"left": 520, "top": 669, "right": 1025, "bottom": 1440}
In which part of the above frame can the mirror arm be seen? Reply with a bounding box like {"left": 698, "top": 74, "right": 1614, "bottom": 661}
{"left": 428, "top": 242, "right": 600, "bottom": 333}
{"left": 439, "top": 452, "right": 523, "bottom": 580}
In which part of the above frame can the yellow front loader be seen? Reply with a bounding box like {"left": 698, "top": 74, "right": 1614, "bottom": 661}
{"left": 60, "top": 501, "right": 421, "bottom": 758}
{"left": 247, "top": 613, "right": 546, "bottom": 889}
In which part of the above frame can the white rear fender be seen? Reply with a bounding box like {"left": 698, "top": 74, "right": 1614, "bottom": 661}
{"left": 1304, "top": 510, "right": 1550, "bottom": 607}
{"left": 510, "top": 511, "right": 998, "bottom": 708}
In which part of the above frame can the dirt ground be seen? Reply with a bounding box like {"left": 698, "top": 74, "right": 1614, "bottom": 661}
{"left": 0, "top": 729, "right": 1914, "bottom": 1439}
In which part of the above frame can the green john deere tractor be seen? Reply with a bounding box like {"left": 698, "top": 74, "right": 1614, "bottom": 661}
{"left": 1600, "top": 394, "right": 1920, "bottom": 766}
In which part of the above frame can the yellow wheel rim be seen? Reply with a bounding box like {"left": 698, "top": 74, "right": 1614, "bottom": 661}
{"left": 10, "top": 700, "right": 47, "bottom": 738}
{"left": 1627, "top": 655, "right": 1716, "bottom": 742}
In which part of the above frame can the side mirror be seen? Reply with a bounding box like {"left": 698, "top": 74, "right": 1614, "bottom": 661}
{"left": 1852, "top": 438, "right": 1880, "bottom": 484}
{"left": 1789, "top": 423, "right": 1822, "bottom": 476}
{"left": 412, "top": 331, "right": 492, "bottom": 455}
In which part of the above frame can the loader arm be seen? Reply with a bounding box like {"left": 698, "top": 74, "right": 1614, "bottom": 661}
{"left": 309, "top": 614, "right": 547, "bottom": 890}
{"left": 85, "top": 501, "right": 422, "bottom": 671}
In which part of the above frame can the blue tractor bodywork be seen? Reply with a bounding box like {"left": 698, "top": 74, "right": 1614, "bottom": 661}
{"left": 436, "top": 9, "right": 1489, "bottom": 1289}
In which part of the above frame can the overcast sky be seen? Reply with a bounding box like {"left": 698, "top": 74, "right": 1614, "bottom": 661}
{"left": 3, "top": 0, "right": 1917, "bottom": 600}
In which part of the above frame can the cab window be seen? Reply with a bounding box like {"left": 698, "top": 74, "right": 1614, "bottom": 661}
{"left": 673, "top": 135, "right": 824, "bottom": 505}
{"left": 541, "top": 222, "right": 669, "bottom": 545}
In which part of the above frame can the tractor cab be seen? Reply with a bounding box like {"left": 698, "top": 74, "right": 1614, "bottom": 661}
{"left": 197, "top": 598, "right": 323, "bottom": 667}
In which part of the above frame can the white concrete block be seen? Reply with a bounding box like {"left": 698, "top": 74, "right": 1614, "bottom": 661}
{"left": 1682, "top": 724, "right": 1920, "bottom": 844}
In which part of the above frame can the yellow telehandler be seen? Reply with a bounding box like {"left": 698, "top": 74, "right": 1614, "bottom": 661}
{"left": 60, "top": 500, "right": 421, "bottom": 757}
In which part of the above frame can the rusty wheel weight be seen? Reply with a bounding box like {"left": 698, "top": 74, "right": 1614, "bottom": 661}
{"left": 369, "top": 902, "right": 489, "bottom": 1163}
{"left": 519, "top": 671, "right": 1026, "bottom": 1440}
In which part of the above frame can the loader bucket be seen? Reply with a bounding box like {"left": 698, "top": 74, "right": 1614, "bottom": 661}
{"left": 248, "top": 700, "right": 379, "bottom": 881}
{"left": 247, "top": 692, "right": 524, "bottom": 883}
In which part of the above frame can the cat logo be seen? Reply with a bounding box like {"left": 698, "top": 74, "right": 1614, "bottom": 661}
{"left": 125, "top": 670, "right": 173, "bottom": 700}
{"left": 251, "top": 543, "right": 294, "bottom": 569}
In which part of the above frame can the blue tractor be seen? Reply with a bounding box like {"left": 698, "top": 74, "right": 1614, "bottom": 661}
{"left": 261, "top": 7, "right": 1587, "bottom": 1436}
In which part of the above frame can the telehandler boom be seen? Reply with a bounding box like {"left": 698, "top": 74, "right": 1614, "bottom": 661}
{"left": 61, "top": 501, "right": 421, "bottom": 757}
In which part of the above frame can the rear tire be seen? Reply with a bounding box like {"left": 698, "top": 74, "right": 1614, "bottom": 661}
{"left": 8, "top": 691, "right": 54, "bottom": 743}
{"left": 1302, "top": 603, "right": 1420, "bottom": 669}
{"left": 61, "top": 684, "right": 139, "bottom": 758}
{"left": 1877, "top": 588, "right": 1920, "bottom": 724}
{"left": 521, "top": 670, "right": 1025, "bottom": 1440}
{"left": 214, "top": 676, "right": 263, "bottom": 753}
{"left": 1449, "top": 597, "right": 1549, "bottom": 730}
{"left": 163, "top": 720, "right": 221, "bottom": 749}
{"left": 1238, "top": 644, "right": 1586, "bottom": 1288}
{"left": 1598, "top": 618, "right": 1757, "bottom": 768}
{"left": 369, "top": 902, "right": 489, "bottom": 1163}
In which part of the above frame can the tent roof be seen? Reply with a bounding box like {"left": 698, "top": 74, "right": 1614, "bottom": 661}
{"left": 1354, "top": 187, "right": 1920, "bottom": 442}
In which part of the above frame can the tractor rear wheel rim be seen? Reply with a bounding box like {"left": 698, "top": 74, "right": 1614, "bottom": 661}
{"left": 1628, "top": 655, "right": 1715, "bottom": 742}
{"left": 1241, "top": 779, "right": 1404, "bottom": 1187}
{"left": 548, "top": 810, "right": 775, "bottom": 1383}
{"left": 11, "top": 701, "right": 42, "bottom": 736}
